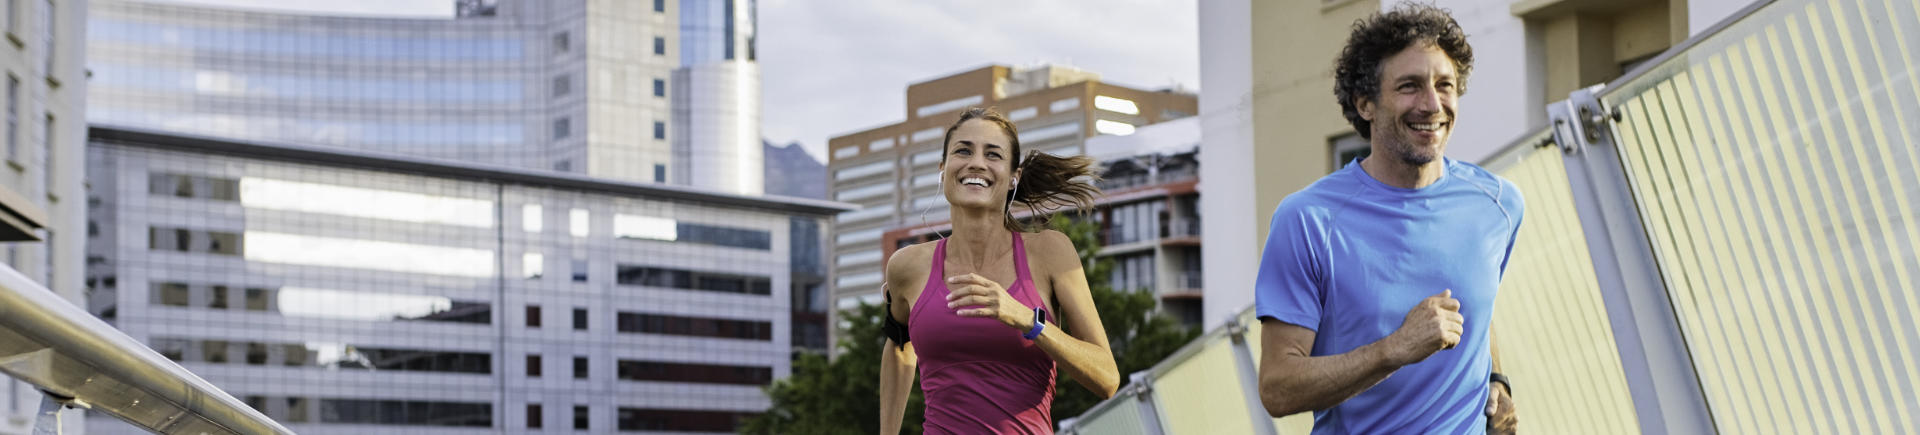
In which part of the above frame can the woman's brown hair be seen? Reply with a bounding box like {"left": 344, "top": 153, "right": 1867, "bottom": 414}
{"left": 940, "top": 107, "right": 1102, "bottom": 232}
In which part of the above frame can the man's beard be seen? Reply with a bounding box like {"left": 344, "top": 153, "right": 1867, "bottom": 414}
{"left": 1391, "top": 138, "right": 1439, "bottom": 165}
{"left": 1373, "top": 123, "right": 1442, "bottom": 166}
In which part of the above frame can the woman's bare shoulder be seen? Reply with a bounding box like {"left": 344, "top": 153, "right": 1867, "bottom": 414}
{"left": 885, "top": 241, "right": 938, "bottom": 289}
{"left": 1026, "top": 230, "right": 1084, "bottom": 271}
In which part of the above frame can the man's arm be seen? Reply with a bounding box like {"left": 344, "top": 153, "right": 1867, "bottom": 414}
{"left": 1257, "top": 290, "right": 1463, "bottom": 416}
{"left": 1486, "top": 328, "right": 1517, "bottom": 433}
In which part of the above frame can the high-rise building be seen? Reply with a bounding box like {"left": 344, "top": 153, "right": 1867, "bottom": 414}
{"left": 0, "top": 0, "right": 89, "bottom": 433}
{"left": 83, "top": 126, "right": 846, "bottom": 434}
{"left": 86, "top": 0, "right": 762, "bottom": 193}
{"left": 824, "top": 65, "right": 1196, "bottom": 319}
{"left": 78, "top": 1, "right": 836, "bottom": 433}
{"left": 671, "top": 0, "right": 761, "bottom": 195}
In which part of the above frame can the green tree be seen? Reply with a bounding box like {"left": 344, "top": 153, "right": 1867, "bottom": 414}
{"left": 742, "top": 300, "right": 921, "bottom": 435}
{"left": 1044, "top": 215, "right": 1199, "bottom": 424}
{"left": 743, "top": 215, "right": 1198, "bottom": 434}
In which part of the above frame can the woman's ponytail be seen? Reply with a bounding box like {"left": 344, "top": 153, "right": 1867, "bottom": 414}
{"left": 1004, "top": 150, "right": 1101, "bottom": 232}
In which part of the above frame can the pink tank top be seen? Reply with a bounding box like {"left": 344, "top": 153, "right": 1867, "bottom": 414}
{"left": 911, "top": 232, "right": 1056, "bottom": 434}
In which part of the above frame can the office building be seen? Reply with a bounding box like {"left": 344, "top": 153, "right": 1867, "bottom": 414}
{"left": 83, "top": 126, "right": 846, "bottom": 434}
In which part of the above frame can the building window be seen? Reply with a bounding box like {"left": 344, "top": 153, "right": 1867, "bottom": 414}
{"left": 526, "top": 354, "right": 542, "bottom": 378}
{"left": 202, "top": 340, "right": 229, "bottom": 363}
{"left": 172, "top": 343, "right": 495, "bottom": 373}
{"left": 571, "top": 258, "right": 588, "bottom": 282}
{"left": 527, "top": 403, "right": 543, "bottom": 429}
{"left": 653, "top": 0, "right": 664, "bottom": 13}
{"left": 616, "top": 313, "right": 772, "bottom": 341}
{"left": 1330, "top": 132, "right": 1369, "bottom": 171}
{"left": 151, "top": 282, "right": 188, "bottom": 307}
{"left": 574, "top": 405, "right": 589, "bottom": 430}
{"left": 653, "top": 121, "right": 665, "bottom": 140}
{"left": 552, "top": 32, "right": 569, "bottom": 54}
{"left": 286, "top": 398, "right": 310, "bottom": 423}
{"left": 551, "top": 74, "right": 570, "bottom": 97}
{"left": 653, "top": 79, "right": 665, "bottom": 97}
{"left": 313, "top": 399, "right": 491, "bottom": 427}
{"left": 619, "top": 408, "right": 755, "bottom": 432}
{"left": 552, "top": 117, "right": 570, "bottom": 140}
{"left": 653, "top": 164, "right": 665, "bottom": 182}
{"left": 653, "top": 37, "right": 665, "bottom": 55}
{"left": 245, "top": 288, "right": 270, "bottom": 311}
{"left": 573, "top": 356, "right": 588, "bottom": 379}
{"left": 208, "top": 285, "right": 229, "bottom": 309}
{"left": 573, "top": 307, "right": 588, "bottom": 330}
{"left": 616, "top": 266, "right": 772, "bottom": 295}
{"left": 616, "top": 360, "right": 772, "bottom": 385}
{"left": 570, "top": 208, "right": 590, "bottom": 237}
{"left": 526, "top": 305, "right": 541, "bottom": 328}
{"left": 523, "top": 253, "right": 544, "bottom": 279}
{"left": 245, "top": 343, "right": 268, "bottom": 365}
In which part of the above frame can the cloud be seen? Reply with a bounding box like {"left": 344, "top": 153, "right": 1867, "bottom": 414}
{"left": 758, "top": 0, "right": 1198, "bottom": 162}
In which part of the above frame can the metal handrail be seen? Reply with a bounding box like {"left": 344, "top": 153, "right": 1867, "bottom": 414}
{"left": 0, "top": 265, "right": 292, "bottom": 434}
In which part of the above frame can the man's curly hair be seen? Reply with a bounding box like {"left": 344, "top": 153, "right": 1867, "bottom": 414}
{"left": 1334, "top": 4, "right": 1473, "bottom": 139}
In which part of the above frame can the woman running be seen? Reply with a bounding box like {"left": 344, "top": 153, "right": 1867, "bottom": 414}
{"left": 878, "top": 107, "right": 1119, "bottom": 434}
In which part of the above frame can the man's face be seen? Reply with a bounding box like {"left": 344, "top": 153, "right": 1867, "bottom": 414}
{"left": 1359, "top": 42, "right": 1459, "bottom": 166}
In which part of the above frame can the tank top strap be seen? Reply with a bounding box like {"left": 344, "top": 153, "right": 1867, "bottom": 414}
{"left": 1011, "top": 232, "right": 1033, "bottom": 286}
{"left": 923, "top": 237, "right": 950, "bottom": 297}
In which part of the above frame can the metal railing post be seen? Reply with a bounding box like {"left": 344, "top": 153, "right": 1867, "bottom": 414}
{"left": 1551, "top": 86, "right": 1716, "bottom": 434}
{"left": 1226, "top": 317, "right": 1278, "bottom": 435}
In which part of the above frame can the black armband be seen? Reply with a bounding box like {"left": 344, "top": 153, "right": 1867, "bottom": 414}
{"left": 882, "top": 291, "right": 910, "bottom": 349}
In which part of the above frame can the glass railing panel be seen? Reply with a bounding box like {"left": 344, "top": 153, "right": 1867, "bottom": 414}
{"left": 1599, "top": 0, "right": 1920, "bottom": 431}
{"left": 1481, "top": 131, "right": 1642, "bottom": 433}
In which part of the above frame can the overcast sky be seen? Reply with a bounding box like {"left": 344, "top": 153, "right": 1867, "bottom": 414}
{"left": 148, "top": 0, "right": 1200, "bottom": 162}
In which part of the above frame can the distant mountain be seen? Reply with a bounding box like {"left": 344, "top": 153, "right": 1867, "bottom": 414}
{"left": 763, "top": 139, "right": 826, "bottom": 200}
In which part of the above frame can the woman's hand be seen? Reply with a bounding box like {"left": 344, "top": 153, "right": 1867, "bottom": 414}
{"left": 945, "top": 273, "right": 1033, "bottom": 331}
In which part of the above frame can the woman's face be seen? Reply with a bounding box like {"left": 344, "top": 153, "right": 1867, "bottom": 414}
{"left": 940, "top": 119, "right": 1018, "bottom": 211}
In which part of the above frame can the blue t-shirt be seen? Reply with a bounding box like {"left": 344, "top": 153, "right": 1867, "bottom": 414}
{"left": 1255, "top": 157, "right": 1523, "bottom": 434}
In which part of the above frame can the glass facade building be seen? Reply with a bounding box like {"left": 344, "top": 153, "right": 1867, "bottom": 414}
{"left": 671, "top": 0, "right": 762, "bottom": 195}
{"left": 82, "top": 127, "right": 846, "bottom": 434}
{"left": 85, "top": 0, "right": 761, "bottom": 193}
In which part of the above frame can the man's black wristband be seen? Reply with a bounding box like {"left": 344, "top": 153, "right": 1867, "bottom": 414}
{"left": 1489, "top": 372, "right": 1512, "bottom": 396}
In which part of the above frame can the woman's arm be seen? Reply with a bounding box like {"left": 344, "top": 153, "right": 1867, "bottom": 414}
{"left": 879, "top": 338, "right": 917, "bottom": 434}
{"left": 1031, "top": 230, "right": 1119, "bottom": 398}
{"left": 877, "top": 246, "right": 928, "bottom": 434}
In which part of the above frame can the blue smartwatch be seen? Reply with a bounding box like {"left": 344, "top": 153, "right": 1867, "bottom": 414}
{"left": 1023, "top": 307, "right": 1047, "bottom": 340}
